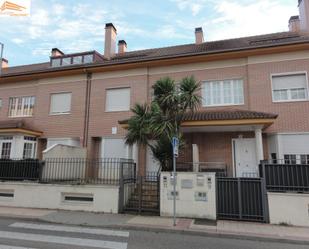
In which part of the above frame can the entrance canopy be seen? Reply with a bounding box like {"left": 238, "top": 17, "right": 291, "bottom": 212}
{"left": 181, "top": 109, "right": 278, "bottom": 132}
{"left": 0, "top": 120, "right": 42, "bottom": 137}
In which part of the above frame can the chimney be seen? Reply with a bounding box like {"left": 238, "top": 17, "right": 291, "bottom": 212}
{"left": 289, "top": 15, "right": 300, "bottom": 32}
{"left": 118, "top": 40, "right": 127, "bottom": 54}
{"left": 104, "top": 23, "right": 117, "bottom": 59}
{"left": 195, "top": 27, "right": 204, "bottom": 44}
{"left": 299, "top": 0, "right": 309, "bottom": 33}
{"left": 1, "top": 58, "right": 8, "bottom": 68}
{"left": 51, "top": 48, "right": 64, "bottom": 57}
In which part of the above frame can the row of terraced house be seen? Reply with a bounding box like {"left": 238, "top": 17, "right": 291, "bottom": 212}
{"left": 1, "top": 0, "right": 309, "bottom": 179}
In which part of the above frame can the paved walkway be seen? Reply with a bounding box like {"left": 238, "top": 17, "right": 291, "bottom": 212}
{"left": 0, "top": 207, "right": 308, "bottom": 244}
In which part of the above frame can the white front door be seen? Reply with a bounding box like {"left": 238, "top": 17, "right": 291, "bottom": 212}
{"left": 234, "top": 138, "right": 258, "bottom": 177}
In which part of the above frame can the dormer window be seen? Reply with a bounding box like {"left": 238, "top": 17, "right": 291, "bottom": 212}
{"left": 73, "top": 56, "right": 82, "bottom": 64}
{"left": 84, "top": 54, "right": 93, "bottom": 64}
{"left": 62, "top": 57, "right": 71, "bottom": 66}
{"left": 50, "top": 51, "right": 98, "bottom": 68}
{"left": 51, "top": 58, "right": 61, "bottom": 67}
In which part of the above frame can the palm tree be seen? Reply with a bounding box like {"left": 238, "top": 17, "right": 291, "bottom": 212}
{"left": 125, "top": 76, "right": 201, "bottom": 171}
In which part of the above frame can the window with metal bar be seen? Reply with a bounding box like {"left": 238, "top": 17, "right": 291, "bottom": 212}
{"left": 8, "top": 96, "right": 35, "bottom": 117}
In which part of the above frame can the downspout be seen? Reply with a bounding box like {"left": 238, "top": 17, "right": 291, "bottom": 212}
{"left": 83, "top": 70, "right": 92, "bottom": 148}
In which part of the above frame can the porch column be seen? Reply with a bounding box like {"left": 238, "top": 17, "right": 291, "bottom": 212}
{"left": 255, "top": 128, "right": 264, "bottom": 162}
{"left": 192, "top": 144, "right": 199, "bottom": 172}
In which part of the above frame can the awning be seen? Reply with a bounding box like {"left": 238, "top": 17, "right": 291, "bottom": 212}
{"left": 119, "top": 109, "right": 278, "bottom": 131}
{"left": 181, "top": 109, "right": 277, "bottom": 126}
{"left": 0, "top": 120, "right": 43, "bottom": 137}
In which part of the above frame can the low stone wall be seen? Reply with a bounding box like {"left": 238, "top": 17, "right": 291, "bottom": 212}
{"left": 160, "top": 172, "right": 216, "bottom": 219}
{"left": 268, "top": 192, "right": 309, "bottom": 227}
{"left": 0, "top": 182, "right": 119, "bottom": 213}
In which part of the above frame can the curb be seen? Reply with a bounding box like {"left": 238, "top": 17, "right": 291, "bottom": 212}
{"left": 0, "top": 214, "right": 308, "bottom": 246}
{"left": 38, "top": 217, "right": 309, "bottom": 246}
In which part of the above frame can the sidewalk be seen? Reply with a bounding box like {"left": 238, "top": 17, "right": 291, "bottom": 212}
{"left": 0, "top": 207, "right": 309, "bottom": 244}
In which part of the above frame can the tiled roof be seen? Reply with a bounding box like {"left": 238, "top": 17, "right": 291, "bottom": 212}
{"left": 2, "top": 31, "right": 309, "bottom": 77}
{"left": 0, "top": 120, "right": 42, "bottom": 133}
{"left": 0, "top": 120, "right": 25, "bottom": 129}
{"left": 119, "top": 109, "right": 278, "bottom": 125}
{"left": 182, "top": 109, "right": 278, "bottom": 122}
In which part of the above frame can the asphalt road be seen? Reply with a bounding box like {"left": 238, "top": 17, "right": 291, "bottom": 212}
{"left": 0, "top": 217, "right": 306, "bottom": 249}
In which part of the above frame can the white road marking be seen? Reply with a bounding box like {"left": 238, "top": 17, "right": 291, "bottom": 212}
{"left": 0, "top": 231, "right": 127, "bottom": 249}
{"left": 0, "top": 246, "right": 37, "bottom": 249}
{"left": 10, "top": 223, "right": 129, "bottom": 238}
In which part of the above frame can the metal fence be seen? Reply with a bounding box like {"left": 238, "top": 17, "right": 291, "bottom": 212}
{"left": 0, "top": 158, "right": 136, "bottom": 185}
{"left": 260, "top": 161, "right": 309, "bottom": 192}
{"left": 216, "top": 177, "right": 268, "bottom": 222}
{"left": 0, "top": 159, "right": 43, "bottom": 181}
{"left": 120, "top": 171, "right": 160, "bottom": 214}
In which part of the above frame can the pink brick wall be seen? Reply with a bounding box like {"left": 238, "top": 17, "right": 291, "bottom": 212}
{"left": 0, "top": 54, "right": 308, "bottom": 165}
{"left": 0, "top": 79, "right": 87, "bottom": 140}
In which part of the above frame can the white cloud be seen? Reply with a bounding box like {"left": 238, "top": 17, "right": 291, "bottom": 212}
{"left": 52, "top": 4, "right": 66, "bottom": 16}
{"left": 206, "top": 0, "right": 298, "bottom": 41}
{"left": 11, "top": 38, "right": 24, "bottom": 44}
{"left": 170, "top": 0, "right": 208, "bottom": 16}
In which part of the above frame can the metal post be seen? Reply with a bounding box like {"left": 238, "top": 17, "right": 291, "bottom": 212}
{"left": 118, "top": 162, "right": 124, "bottom": 213}
{"left": 0, "top": 43, "right": 3, "bottom": 76}
{"left": 237, "top": 178, "right": 242, "bottom": 220}
{"left": 173, "top": 154, "right": 176, "bottom": 226}
{"left": 138, "top": 176, "right": 142, "bottom": 214}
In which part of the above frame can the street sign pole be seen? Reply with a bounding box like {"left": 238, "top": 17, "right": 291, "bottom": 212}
{"left": 0, "top": 43, "right": 3, "bottom": 77}
{"left": 172, "top": 137, "right": 179, "bottom": 227}
{"left": 173, "top": 151, "right": 176, "bottom": 226}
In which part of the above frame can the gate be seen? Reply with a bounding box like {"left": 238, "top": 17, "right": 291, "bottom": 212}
{"left": 120, "top": 172, "right": 160, "bottom": 214}
{"left": 216, "top": 177, "right": 268, "bottom": 222}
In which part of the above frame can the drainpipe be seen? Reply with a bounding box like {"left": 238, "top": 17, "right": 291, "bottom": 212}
{"left": 83, "top": 70, "right": 92, "bottom": 148}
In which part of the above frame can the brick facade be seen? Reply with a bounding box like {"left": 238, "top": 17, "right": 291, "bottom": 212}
{"left": 0, "top": 51, "right": 309, "bottom": 175}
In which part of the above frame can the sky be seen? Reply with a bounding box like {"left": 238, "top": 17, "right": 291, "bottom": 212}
{"left": 0, "top": 0, "right": 299, "bottom": 66}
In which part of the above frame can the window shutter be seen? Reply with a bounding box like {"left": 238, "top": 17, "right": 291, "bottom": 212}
{"left": 272, "top": 74, "right": 307, "bottom": 90}
{"left": 50, "top": 93, "right": 72, "bottom": 113}
{"left": 106, "top": 88, "right": 130, "bottom": 111}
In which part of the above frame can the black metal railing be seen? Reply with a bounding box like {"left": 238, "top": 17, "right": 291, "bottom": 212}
{"left": 0, "top": 159, "right": 43, "bottom": 181}
{"left": 260, "top": 160, "right": 309, "bottom": 192}
{"left": 0, "top": 158, "right": 136, "bottom": 185}
{"left": 216, "top": 177, "right": 268, "bottom": 222}
{"left": 41, "top": 158, "right": 136, "bottom": 185}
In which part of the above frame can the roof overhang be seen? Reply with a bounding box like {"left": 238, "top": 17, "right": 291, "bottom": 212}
{"left": 0, "top": 128, "right": 43, "bottom": 136}
{"left": 119, "top": 110, "right": 278, "bottom": 132}
{"left": 0, "top": 121, "right": 43, "bottom": 137}
{"left": 181, "top": 118, "right": 276, "bottom": 127}
{"left": 2, "top": 42, "right": 309, "bottom": 83}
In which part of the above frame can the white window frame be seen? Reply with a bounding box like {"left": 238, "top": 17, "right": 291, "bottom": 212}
{"left": 49, "top": 92, "right": 72, "bottom": 115}
{"left": 105, "top": 87, "right": 131, "bottom": 112}
{"left": 8, "top": 96, "right": 35, "bottom": 118}
{"left": 202, "top": 78, "right": 245, "bottom": 107}
{"left": 271, "top": 71, "right": 309, "bottom": 103}
{"left": 0, "top": 136, "right": 13, "bottom": 159}
{"left": 23, "top": 136, "right": 37, "bottom": 159}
